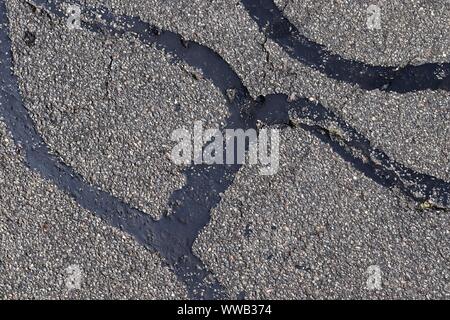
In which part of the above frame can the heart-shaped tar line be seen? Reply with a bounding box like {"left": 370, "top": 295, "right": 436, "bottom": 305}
{"left": 1, "top": 0, "right": 450, "bottom": 300}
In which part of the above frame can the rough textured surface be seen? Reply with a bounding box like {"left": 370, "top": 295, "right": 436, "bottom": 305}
{"left": 1, "top": 0, "right": 449, "bottom": 299}
{"left": 7, "top": 0, "right": 229, "bottom": 218}
{"left": 81, "top": 0, "right": 450, "bottom": 181}
{"left": 278, "top": 0, "right": 450, "bottom": 66}
{"left": 194, "top": 128, "right": 450, "bottom": 299}
{"left": 0, "top": 121, "right": 187, "bottom": 299}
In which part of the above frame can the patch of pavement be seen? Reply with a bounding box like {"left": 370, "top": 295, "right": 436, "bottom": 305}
{"left": 87, "top": 0, "right": 450, "bottom": 182}
{"left": 258, "top": 37, "right": 450, "bottom": 182}
{"left": 194, "top": 127, "right": 450, "bottom": 299}
{"left": 85, "top": 0, "right": 269, "bottom": 98}
{"left": 2, "top": 0, "right": 245, "bottom": 298}
{"left": 242, "top": 0, "right": 450, "bottom": 93}
{"left": 1, "top": 0, "right": 449, "bottom": 299}
{"left": 6, "top": 0, "right": 229, "bottom": 218}
{"left": 278, "top": 0, "right": 450, "bottom": 66}
{"left": 0, "top": 120, "right": 188, "bottom": 299}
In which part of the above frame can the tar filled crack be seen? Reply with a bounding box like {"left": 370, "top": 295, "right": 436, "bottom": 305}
{"left": 178, "top": 304, "right": 212, "bottom": 318}
{"left": 1, "top": 0, "right": 449, "bottom": 301}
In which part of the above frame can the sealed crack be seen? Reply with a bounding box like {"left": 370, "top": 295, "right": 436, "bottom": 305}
{"left": 1, "top": 0, "right": 254, "bottom": 299}
{"left": 241, "top": 0, "right": 450, "bottom": 93}
{"left": 250, "top": 93, "right": 450, "bottom": 209}
{"left": 2, "top": 0, "right": 450, "bottom": 301}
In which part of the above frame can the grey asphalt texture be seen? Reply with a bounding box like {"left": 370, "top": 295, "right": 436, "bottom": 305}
{"left": 1, "top": 0, "right": 450, "bottom": 299}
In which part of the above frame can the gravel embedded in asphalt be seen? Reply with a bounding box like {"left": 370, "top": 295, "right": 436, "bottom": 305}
{"left": 194, "top": 127, "right": 450, "bottom": 299}
{"left": 1, "top": 0, "right": 449, "bottom": 299}
{"left": 0, "top": 121, "right": 187, "bottom": 299}
{"left": 6, "top": 0, "right": 230, "bottom": 218}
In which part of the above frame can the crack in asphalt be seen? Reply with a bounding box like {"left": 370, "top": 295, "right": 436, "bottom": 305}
{"left": 251, "top": 94, "right": 450, "bottom": 210}
{"left": 0, "top": 0, "right": 449, "bottom": 300}
{"left": 104, "top": 55, "right": 113, "bottom": 100}
{"left": 241, "top": 0, "right": 450, "bottom": 93}
{"left": 1, "top": 0, "right": 255, "bottom": 299}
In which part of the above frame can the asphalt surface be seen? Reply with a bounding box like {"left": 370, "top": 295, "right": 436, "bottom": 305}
{"left": 0, "top": 0, "right": 449, "bottom": 299}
